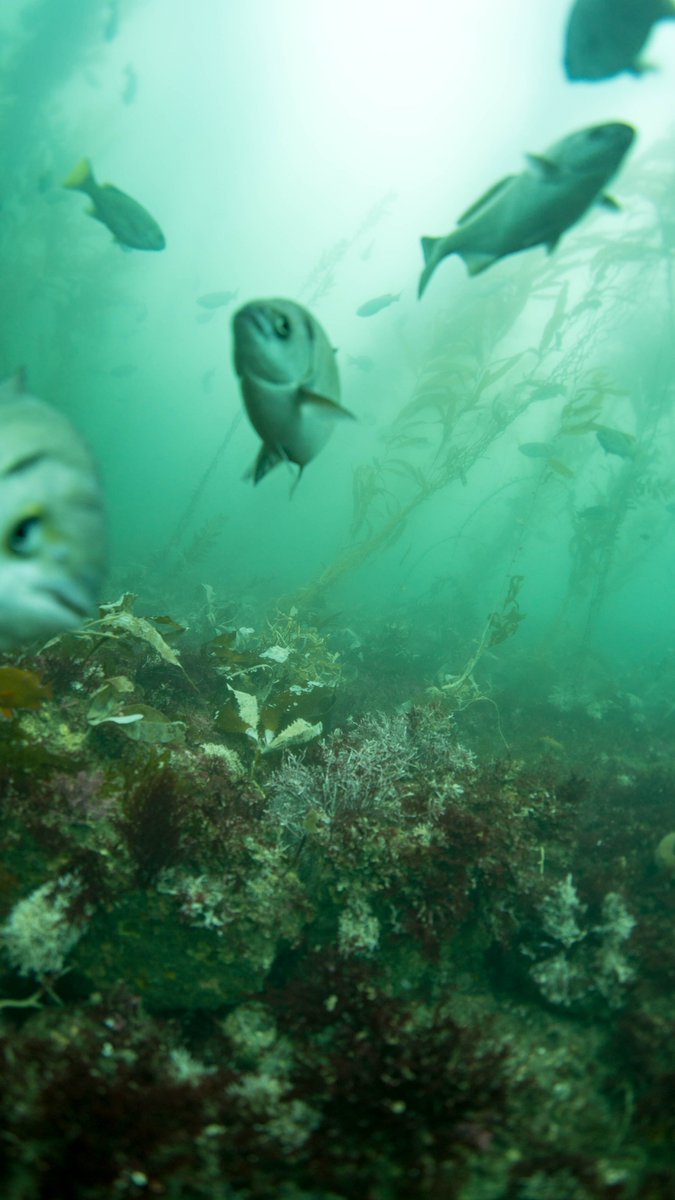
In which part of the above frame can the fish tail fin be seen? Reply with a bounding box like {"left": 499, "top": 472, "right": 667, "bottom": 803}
{"left": 420, "top": 236, "right": 439, "bottom": 265}
{"left": 418, "top": 237, "right": 443, "bottom": 298}
{"left": 63, "top": 157, "right": 95, "bottom": 193}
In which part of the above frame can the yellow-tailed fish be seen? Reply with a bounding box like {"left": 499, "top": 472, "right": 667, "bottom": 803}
{"left": 63, "top": 158, "right": 165, "bottom": 251}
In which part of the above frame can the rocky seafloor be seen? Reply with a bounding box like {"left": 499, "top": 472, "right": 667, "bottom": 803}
{"left": 1, "top": 598, "right": 674, "bottom": 1200}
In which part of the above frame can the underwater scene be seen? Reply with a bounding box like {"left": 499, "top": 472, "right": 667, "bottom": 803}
{"left": 1, "top": 0, "right": 675, "bottom": 1196}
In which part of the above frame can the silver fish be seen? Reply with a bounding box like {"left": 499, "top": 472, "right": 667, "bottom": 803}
{"left": 63, "top": 158, "right": 165, "bottom": 251}
{"left": 232, "top": 298, "right": 354, "bottom": 485}
{"left": 564, "top": 0, "right": 675, "bottom": 81}
{"left": 418, "top": 122, "right": 635, "bottom": 295}
{"left": 0, "top": 374, "right": 105, "bottom": 651}
{"left": 356, "top": 292, "right": 401, "bottom": 317}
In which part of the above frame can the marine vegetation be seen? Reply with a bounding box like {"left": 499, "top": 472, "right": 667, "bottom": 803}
{"left": 0, "top": 586, "right": 674, "bottom": 1198}
{"left": 2, "top": 3, "right": 675, "bottom": 1196}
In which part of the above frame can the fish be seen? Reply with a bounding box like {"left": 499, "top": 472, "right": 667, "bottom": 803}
{"left": 595, "top": 425, "right": 637, "bottom": 458}
{"left": 577, "top": 504, "right": 610, "bottom": 520}
{"left": 564, "top": 0, "right": 675, "bottom": 81}
{"left": 546, "top": 458, "right": 575, "bottom": 478}
{"left": 346, "top": 353, "right": 375, "bottom": 373}
{"left": 232, "top": 298, "right": 354, "bottom": 485}
{"left": 418, "top": 122, "right": 635, "bottom": 295}
{"left": 197, "top": 290, "right": 239, "bottom": 310}
{"left": 518, "top": 441, "right": 554, "bottom": 458}
{"left": 0, "top": 373, "right": 106, "bottom": 651}
{"left": 121, "top": 64, "right": 138, "bottom": 105}
{"left": 63, "top": 158, "right": 165, "bottom": 251}
{"left": 356, "top": 293, "right": 401, "bottom": 317}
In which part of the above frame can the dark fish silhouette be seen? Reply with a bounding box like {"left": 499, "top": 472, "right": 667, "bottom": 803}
{"left": 564, "top": 0, "right": 675, "bottom": 81}
{"left": 63, "top": 158, "right": 165, "bottom": 251}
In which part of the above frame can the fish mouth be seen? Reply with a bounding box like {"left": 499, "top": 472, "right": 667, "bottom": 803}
{"left": 39, "top": 581, "right": 94, "bottom": 621}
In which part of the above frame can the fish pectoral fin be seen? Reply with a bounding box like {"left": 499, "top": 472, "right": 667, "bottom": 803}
{"left": 289, "top": 466, "right": 304, "bottom": 498}
{"left": 298, "top": 388, "right": 356, "bottom": 419}
{"left": 598, "top": 193, "right": 621, "bottom": 210}
{"left": 245, "top": 444, "right": 285, "bottom": 484}
{"left": 526, "top": 153, "right": 561, "bottom": 181}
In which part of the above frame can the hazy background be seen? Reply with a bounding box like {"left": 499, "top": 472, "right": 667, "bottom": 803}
{"left": 1, "top": 0, "right": 674, "bottom": 687}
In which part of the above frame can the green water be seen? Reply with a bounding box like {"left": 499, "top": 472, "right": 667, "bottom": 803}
{"left": 1, "top": 2, "right": 674, "bottom": 1197}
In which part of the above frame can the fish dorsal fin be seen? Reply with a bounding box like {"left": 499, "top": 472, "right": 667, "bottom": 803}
{"left": 526, "top": 153, "right": 561, "bottom": 181}
{"left": 457, "top": 175, "right": 516, "bottom": 224}
{"left": 298, "top": 388, "right": 356, "bottom": 419}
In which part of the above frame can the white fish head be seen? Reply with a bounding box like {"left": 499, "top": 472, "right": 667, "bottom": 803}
{"left": 0, "top": 378, "right": 105, "bottom": 651}
{"left": 232, "top": 298, "right": 324, "bottom": 389}
{"left": 548, "top": 122, "right": 635, "bottom": 178}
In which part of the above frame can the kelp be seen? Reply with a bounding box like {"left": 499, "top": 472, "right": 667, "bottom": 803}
{"left": 295, "top": 267, "right": 567, "bottom": 610}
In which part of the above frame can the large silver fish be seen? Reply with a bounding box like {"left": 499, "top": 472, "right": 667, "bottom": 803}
{"left": 232, "top": 298, "right": 353, "bottom": 485}
{"left": 0, "top": 374, "right": 105, "bottom": 651}
{"left": 564, "top": 0, "right": 675, "bottom": 80}
{"left": 418, "top": 122, "right": 635, "bottom": 295}
{"left": 63, "top": 158, "right": 165, "bottom": 251}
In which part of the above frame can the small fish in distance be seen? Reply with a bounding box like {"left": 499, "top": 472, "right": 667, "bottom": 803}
{"left": 197, "top": 290, "right": 239, "bottom": 310}
{"left": 63, "top": 158, "right": 165, "bottom": 250}
{"left": 356, "top": 293, "right": 401, "bottom": 317}
{"left": 595, "top": 425, "right": 637, "bottom": 458}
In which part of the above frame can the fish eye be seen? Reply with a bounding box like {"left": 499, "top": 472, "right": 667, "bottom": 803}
{"left": 6, "top": 513, "right": 43, "bottom": 557}
{"left": 273, "top": 314, "right": 291, "bottom": 338}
